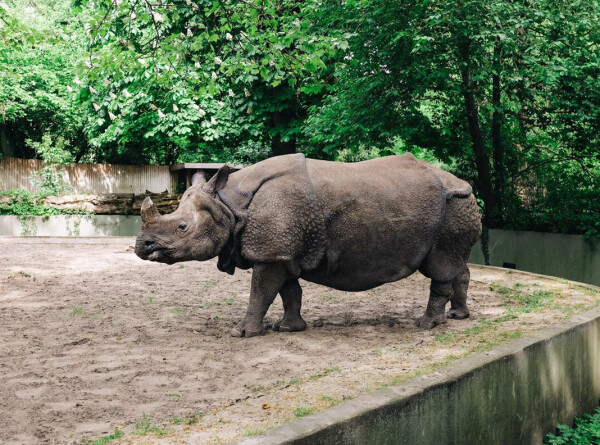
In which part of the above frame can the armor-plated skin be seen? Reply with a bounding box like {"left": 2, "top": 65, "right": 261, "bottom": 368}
{"left": 135, "top": 154, "right": 482, "bottom": 337}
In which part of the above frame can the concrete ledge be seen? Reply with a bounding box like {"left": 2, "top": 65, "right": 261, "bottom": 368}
{"left": 238, "top": 304, "right": 600, "bottom": 445}
{"left": 0, "top": 215, "right": 141, "bottom": 236}
{"left": 0, "top": 236, "right": 136, "bottom": 245}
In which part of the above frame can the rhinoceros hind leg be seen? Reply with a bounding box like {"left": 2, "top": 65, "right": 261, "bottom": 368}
{"left": 446, "top": 266, "right": 470, "bottom": 320}
{"left": 231, "top": 263, "right": 289, "bottom": 338}
{"left": 274, "top": 279, "right": 307, "bottom": 333}
{"left": 417, "top": 280, "right": 452, "bottom": 329}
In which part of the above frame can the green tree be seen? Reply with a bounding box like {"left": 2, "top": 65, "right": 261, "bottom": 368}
{"left": 78, "top": 0, "right": 344, "bottom": 164}
{"left": 304, "top": 0, "right": 600, "bottom": 234}
{"left": 0, "top": 0, "right": 89, "bottom": 160}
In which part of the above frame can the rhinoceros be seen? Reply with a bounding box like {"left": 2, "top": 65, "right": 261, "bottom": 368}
{"left": 135, "top": 153, "right": 481, "bottom": 337}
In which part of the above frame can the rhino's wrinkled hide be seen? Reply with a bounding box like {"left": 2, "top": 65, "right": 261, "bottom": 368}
{"left": 213, "top": 154, "right": 326, "bottom": 277}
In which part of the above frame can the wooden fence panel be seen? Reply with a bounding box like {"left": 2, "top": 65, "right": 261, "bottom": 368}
{"left": 0, "top": 158, "right": 176, "bottom": 194}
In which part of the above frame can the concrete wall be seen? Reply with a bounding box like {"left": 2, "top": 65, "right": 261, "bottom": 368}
{"left": 239, "top": 305, "right": 600, "bottom": 445}
{"left": 469, "top": 229, "right": 600, "bottom": 286}
{"left": 0, "top": 215, "right": 141, "bottom": 237}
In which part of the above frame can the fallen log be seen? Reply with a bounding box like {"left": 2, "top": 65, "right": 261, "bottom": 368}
{"left": 44, "top": 192, "right": 181, "bottom": 215}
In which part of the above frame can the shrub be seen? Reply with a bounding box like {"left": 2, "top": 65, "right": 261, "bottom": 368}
{"left": 545, "top": 407, "right": 600, "bottom": 445}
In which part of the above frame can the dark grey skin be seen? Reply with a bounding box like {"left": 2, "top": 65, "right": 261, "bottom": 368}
{"left": 135, "top": 154, "right": 482, "bottom": 337}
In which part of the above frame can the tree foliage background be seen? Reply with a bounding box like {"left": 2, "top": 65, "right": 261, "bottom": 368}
{"left": 0, "top": 0, "right": 598, "bottom": 236}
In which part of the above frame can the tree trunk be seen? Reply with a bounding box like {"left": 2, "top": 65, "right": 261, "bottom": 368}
{"left": 270, "top": 86, "right": 297, "bottom": 157}
{"left": 457, "top": 36, "right": 501, "bottom": 227}
{"left": 271, "top": 107, "right": 297, "bottom": 156}
{"left": 492, "top": 40, "right": 504, "bottom": 224}
{"left": 1, "top": 123, "right": 14, "bottom": 157}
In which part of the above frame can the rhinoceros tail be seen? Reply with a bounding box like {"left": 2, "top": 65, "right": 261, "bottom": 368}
{"left": 446, "top": 183, "right": 473, "bottom": 199}
{"left": 433, "top": 167, "right": 473, "bottom": 200}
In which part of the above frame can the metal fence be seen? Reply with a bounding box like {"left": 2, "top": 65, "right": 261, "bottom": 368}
{"left": 0, "top": 157, "right": 176, "bottom": 194}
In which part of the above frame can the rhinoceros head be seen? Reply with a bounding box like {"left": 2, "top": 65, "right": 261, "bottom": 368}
{"left": 135, "top": 166, "right": 234, "bottom": 264}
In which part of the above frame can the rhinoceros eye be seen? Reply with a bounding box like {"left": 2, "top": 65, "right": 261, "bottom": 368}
{"left": 178, "top": 221, "right": 188, "bottom": 232}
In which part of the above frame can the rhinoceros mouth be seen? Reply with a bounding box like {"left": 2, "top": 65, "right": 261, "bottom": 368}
{"left": 136, "top": 243, "right": 174, "bottom": 263}
{"left": 147, "top": 250, "right": 161, "bottom": 261}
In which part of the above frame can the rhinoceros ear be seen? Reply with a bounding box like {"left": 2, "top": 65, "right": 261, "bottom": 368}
{"left": 140, "top": 197, "right": 161, "bottom": 224}
{"left": 202, "top": 164, "right": 232, "bottom": 195}
{"left": 191, "top": 171, "right": 207, "bottom": 186}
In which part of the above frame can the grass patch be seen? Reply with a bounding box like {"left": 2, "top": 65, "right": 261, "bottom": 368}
{"left": 172, "top": 412, "right": 204, "bottom": 425}
{"left": 184, "top": 413, "right": 204, "bottom": 425}
{"left": 134, "top": 414, "right": 170, "bottom": 437}
{"left": 464, "top": 317, "right": 493, "bottom": 334}
{"left": 198, "top": 279, "right": 218, "bottom": 296}
{"left": 309, "top": 366, "right": 341, "bottom": 381}
{"left": 490, "top": 283, "right": 558, "bottom": 314}
{"left": 223, "top": 298, "right": 235, "bottom": 306}
{"left": 434, "top": 332, "right": 460, "bottom": 344}
{"left": 244, "top": 427, "right": 268, "bottom": 437}
{"left": 72, "top": 307, "right": 83, "bottom": 315}
{"left": 434, "top": 318, "right": 494, "bottom": 344}
{"left": 469, "top": 330, "right": 524, "bottom": 353}
{"left": 493, "top": 312, "right": 518, "bottom": 323}
{"left": 294, "top": 406, "right": 315, "bottom": 418}
{"left": 85, "top": 429, "right": 122, "bottom": 445}
{"left": 320, "top": 395, "right": 343, "bottom": 406}
{"left": 514, "top": 290, "right": 555, "bottom": 313}
{"left": 169, "top": 307, "right": 189, "bottom": 316}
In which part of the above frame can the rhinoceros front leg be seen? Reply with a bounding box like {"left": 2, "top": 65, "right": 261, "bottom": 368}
{"left": 274, "top": 279, "right": 307, "bottom": 333}
{"left": 417, "top": 280, "right": 452, "bottom": 329}
{"left": 231, "top": 263, "right": 289, "bottom": 338}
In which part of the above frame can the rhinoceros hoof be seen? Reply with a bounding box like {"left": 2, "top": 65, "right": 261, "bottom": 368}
{"left": 231, "top": 322, "right": 265, "bottom": 338}
{"left": 273, "top": 318, "right": 307, "bottom": 333}
{"left": 445, "top": 309, "right": 470, "bottom": 320}
{"left": 416, "top": 315, "right": 447, "bottom": 330}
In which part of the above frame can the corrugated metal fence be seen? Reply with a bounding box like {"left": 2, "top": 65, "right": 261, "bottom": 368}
{"left": 0, "top": 158, "right": 176, "bottom": 194}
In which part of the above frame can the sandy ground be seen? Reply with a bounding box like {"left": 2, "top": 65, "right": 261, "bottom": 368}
{"left": 0, "top": 237, "right": 598, "bottom": 445}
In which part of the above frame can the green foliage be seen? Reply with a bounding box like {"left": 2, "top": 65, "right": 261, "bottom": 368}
{"left": 77, "top": 0, "right": 344, "bottom": 164}
{"left": 26, "top": 133, "right": 74, "bottom": 165}
{"left": 0, "top": 190, "right": 61, "bottom": 217}
{"left": 0, "top": 0, "right": 88, "bottom": 160}
{"left": 545, "top": 407, "right": 600, "bottom": 445}
{"left": 29, "top": 167, "right": 72, "bottom": 196}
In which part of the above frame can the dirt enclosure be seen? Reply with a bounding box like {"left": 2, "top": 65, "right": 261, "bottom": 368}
{"left": 0, "top": 237, "right": 598, "bottom": 445}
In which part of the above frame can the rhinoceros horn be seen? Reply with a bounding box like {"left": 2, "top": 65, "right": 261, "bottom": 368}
{"left": 140, "top": 197, "right": 160, "bottom": 223}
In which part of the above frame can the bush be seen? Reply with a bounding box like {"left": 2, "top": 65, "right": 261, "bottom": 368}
{"left": 545, "top": 407, "right": 600, "bottom": 445}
